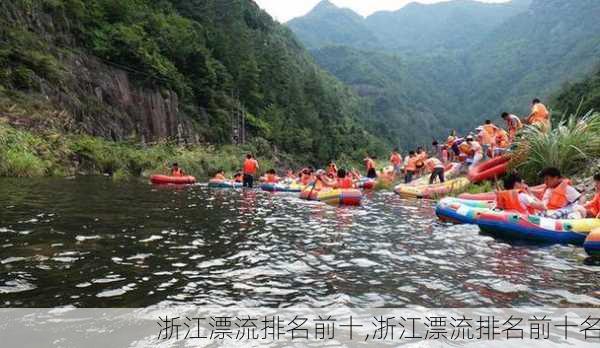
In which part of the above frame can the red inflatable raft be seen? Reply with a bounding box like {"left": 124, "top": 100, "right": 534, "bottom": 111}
{"left": 467, "top": 155, "right": 510, "bottom": 183}
{"left": 150, "top": 175, "right": 196, "bottom": 185}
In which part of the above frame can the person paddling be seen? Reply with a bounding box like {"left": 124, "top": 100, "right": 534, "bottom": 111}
{"left": 242, "top": 153, "right": 259, "bottom": 188}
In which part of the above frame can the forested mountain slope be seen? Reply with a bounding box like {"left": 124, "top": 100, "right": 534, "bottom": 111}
{"left": 0, "top": 0, "right": 386, "bottom": 164}
{"left": 289, "top": 0, "right": 600, "bottom": 143}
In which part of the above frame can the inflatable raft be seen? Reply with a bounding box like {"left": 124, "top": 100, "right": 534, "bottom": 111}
{"left": 300, "top": 188, "right": 362, "bottom": 206}
{"left": 435, "top": 197, "right": 492, "bottom": 224}
{"left": 584, "top": 228, "right": 600, "bottom": 257}
{"left": 395, "top": 177, "right": 471, "bottom": 199}
{"left": 468, "top": 155, "right": 510, "bottom": 183}
{"left": 208, "top": 179, "right": 242, "bottom": 189}
{"left": 150, "top": 175, "right": 196, "bottom": 185}
{"left": 409, "top": 163, "right": 463, "bottom": 186}
{"left": 261, "top": 182, "right": 304, "bottom": 193}
{"left": 475, "top": 210, "right": 599, "bottom": 245}
{"left": 358, "top": 177, "right": 376, "bottom": 190}
{"left": 437, "top": 198, "right": 600, "bottom": 245}
{"left": 458, "top": 185, "right": 546, "bottom": 202}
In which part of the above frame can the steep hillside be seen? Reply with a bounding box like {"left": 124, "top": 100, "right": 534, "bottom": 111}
{"left": 0, "top": 0, "right": 386, "bottom": 165}
{"left": 552, "top": 67, "right": 600, "bottom": 117}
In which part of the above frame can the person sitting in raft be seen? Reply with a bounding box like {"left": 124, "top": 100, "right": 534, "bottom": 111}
{"left": 171, "top": 163, "right": 184, "bottom": 177}
{"left": 285, "top": 169, "right": 296, "bottom": 180}
{"left": 365, "top": 155, "right": 377, "bottom": 179}
{"left": 539, "top": 167, "right": 586, "bottom": 219}
{"left": 424, "top": 157, "right": 445, "bottom": 184}
{"left": 390, "top": 148, "right": 403, "bottom": 175}
{"left": 335, "top": 168, "right": 355, "bottom": 189}
{"left": 242, "top": 153, "right": 259, "bottom": 188}
{"left": 404, "top": 151, "right": 418, "bottom": 184}
{"left": 312, "top": 169, "right": 336, "bottom": 189}
{"left": 263, "top": 169, "right": 280, "bottom": 184}
{"left": 585, "top": 174, "right": 600, "bottom": 218}
{"left": 526, "top": 98, "right": 551, "bottom": 132}
{"left": 326, "top": 162, "right": 338, "bottom": 178}
{"left": 213, "top": 169, "right": 227, "bottom": 181}
{"left": 233, "top": 172, "right": 243, "bottom": 183}
{"left": 465, "top": 135, "right": 483, "bottom": 170}
{"left": 501, "top": 112, "right": 523, "bottom": 141}
{"left": 299, "top": 168, "right": 313, "bottom": 186}
{"left": 495, "top": 173, "right": 545, "bottom": 214}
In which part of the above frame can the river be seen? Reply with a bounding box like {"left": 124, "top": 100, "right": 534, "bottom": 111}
{"left": 0, "top": 177, "right": 599, "bottom": 308}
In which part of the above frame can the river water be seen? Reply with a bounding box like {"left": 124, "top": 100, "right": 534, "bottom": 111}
{"left": 0, "top": 177, "right": 598, "bottom": 308}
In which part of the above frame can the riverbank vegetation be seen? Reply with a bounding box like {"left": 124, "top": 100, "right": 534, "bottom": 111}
{"left": 0, "top": 122, "right": 284, "bottom": 179}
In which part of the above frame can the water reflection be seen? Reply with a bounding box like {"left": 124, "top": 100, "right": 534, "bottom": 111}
{"left": 0, "top": 177, "right": 598, "bottom": 308}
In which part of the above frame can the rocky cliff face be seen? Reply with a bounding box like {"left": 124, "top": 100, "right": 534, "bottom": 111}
{"left": 0, "top": 1, "right": 201, "bottom": 144}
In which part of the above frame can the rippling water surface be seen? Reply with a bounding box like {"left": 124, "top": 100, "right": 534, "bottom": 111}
{"left": 0, "top": 177, "right": 599, "bottom": 308}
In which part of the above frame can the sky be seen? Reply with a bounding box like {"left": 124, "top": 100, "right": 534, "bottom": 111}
{"left": 254, "top": 0, "right": 510, "bottom": 22}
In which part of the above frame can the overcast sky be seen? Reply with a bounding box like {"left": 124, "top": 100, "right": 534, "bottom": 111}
{"left": 254, "top": 0, "right": 510, "bottom": 22}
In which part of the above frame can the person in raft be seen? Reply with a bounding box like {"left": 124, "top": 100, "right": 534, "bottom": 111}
{"left": 233, "top": 172, "right": 243, "bottom": 183}
{"left": 171, "top": 163, "right": 184, "bottom": 177}
{"left": 390, "top": 148, "right": 403, "bottom": 175}
{"left": 465, "top": 135, "right": 483, "bottom": 169}
{"left": 585, "top": 174, "right": 600, "bottom": 218}
{"left": 495, "top": 173, "right": 545, "bottom": 214}
{"left": 501, "top": 112, "right": 523, "bottom": 141}
{"left": 326, "top": 162, "right": 338, "bottom": 178}
{"left": 526, "top": 98, "right": 551, "bottom": 132}
{"left": 213, "top": 169, "right": 226, "bottom": 181}
{"left": 242, "top": 153, "right": 259, "bottom": 188}
{"left": 539, "top": 167, "right": 586, "bottom": 219}
{"left": 335, "top": 168, "right": 355, "bottom": 189}
{"left": 424, "top": 157, "right": 445, "bottom": 184}
{"left": 262, "top": 169, "right": 280, "bottom": 184}
{"left": 404, "top": 151, "right": 418, "bottom": 184}
{"left": 365, "top": 155, "right": 377, "bottom": 179}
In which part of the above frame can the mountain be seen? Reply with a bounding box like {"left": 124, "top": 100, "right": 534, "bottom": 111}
{"left": 365, "top": 0, "right": 531, "bottom": 53}
{"left": 289, "top": 0, "right": 600, "bottom": 144}
{"left": 0, "top": 0, "right": 387, "bottom": 164}
{"left": 287, "top": 0, "right": 381, "bottom": 50}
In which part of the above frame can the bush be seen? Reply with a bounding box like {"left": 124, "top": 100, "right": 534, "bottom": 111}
{"left": 511, "top": 111, "right": 600, "bottom": 183}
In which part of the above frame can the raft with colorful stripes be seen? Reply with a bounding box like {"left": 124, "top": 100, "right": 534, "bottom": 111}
{"left": 208, "top": 179, "right": 242, "bottom": 189}
{"left": 395, "top": 177, "right": 471, "bottom": 199}
{"left": 436, "top": 197, "right": 600, "bottom": 247}
{"left": 300, "top": 188, "right": 362, "bottom": 206}
{"left": 260, "top": 182, "right": 304, "bottom": 193}
{"left": 150, "top": 175, "right": 196, "bottom": 185}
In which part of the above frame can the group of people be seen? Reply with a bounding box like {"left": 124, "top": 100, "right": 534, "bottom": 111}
{"left": 496, "top": 169, "right": 600, "bottom": 220}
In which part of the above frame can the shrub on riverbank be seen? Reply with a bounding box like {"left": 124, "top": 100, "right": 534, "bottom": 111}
{"left": 0, "top": 123, "right": 280, "bottom": 179}
{"left": 511, "top": 111, "right": 600, "bottom": 183}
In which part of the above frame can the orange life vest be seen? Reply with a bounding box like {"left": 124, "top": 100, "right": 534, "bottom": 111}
{"left": 546, "top": 179, "right": 572, "bottom": 210}
{"left": 243, "top": 159, "right": 258, "bottom": 175}
{"left": 337, "top": 177, "right": 354, "bottom": 189}
{"left": 366, "top": 158, "right": 375, "bottom": 171}
{"left": 213, "top": 173, "right": 226, "bottom": 180}
{"left": 495, "top": 130, "right": 510, "bottom": 148}
{"left": 459, "top": 143, "right": 471, "bottom": 156}
{"left": 530, "top": 103, "right": 550, "bottom": 124}
{"left": 496, "top": 190, "right": 530, "bottom": 214}
{"left": 171, "top": 168, "right": 183, "bottom": 177}
{"left": 300, "top": 174, "right": 312, "bottom": 186}
{"left": 265, "top": 174, "right": 279, "bottom": 184}
{"left": 585, "top": 193, "right": 600, "bottom": 217}
{"left": 480, "top": 125, "right": 497, "bottom": 145}
{"left": 405, "top": 157, "right": 418, "bottom": 172}
{"left": 390, "top": 153, "right": 402, "bottom": 166}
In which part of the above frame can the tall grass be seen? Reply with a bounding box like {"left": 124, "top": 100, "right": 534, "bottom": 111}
{"left": 511, "top": 111, "right": 600, "bottom": 183}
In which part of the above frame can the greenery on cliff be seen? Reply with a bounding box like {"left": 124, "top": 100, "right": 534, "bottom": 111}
{"left": 0, "top": 0, "right": 387, "bottom": 176}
